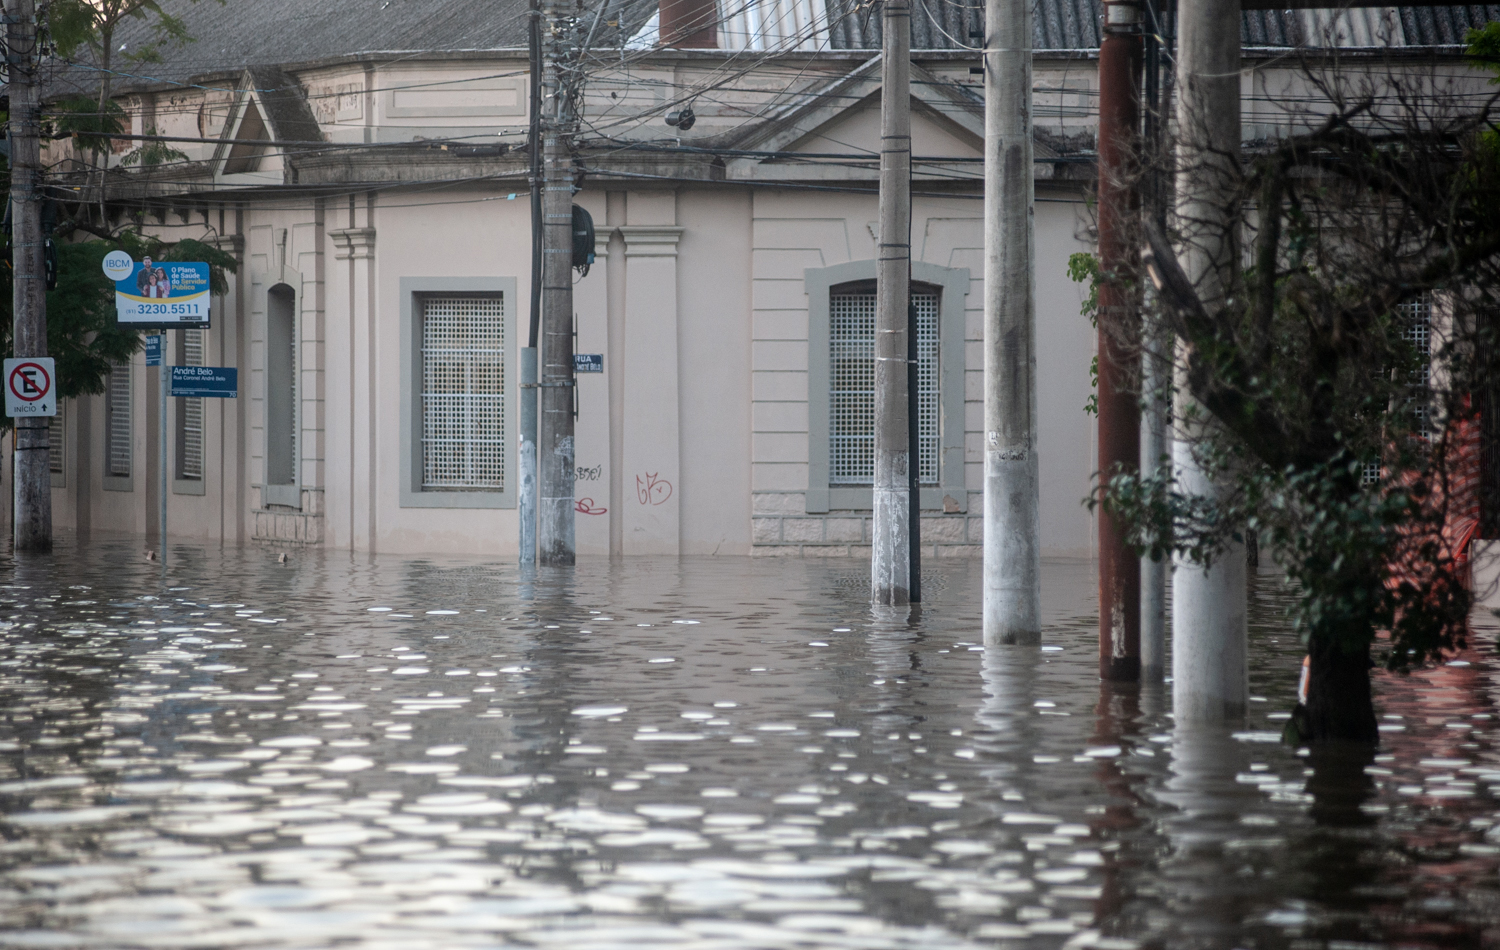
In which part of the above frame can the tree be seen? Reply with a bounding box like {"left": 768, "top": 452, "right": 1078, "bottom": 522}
{"left": 1096, "top": 43, "right": 1500, "bottom": 742}
{"left": 49, "top": 0, "right": 200, "bottom": 109}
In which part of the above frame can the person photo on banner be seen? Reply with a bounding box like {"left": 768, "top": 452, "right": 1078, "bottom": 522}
{"left": 135, "top": 256, "right": 155, "bottom": 295}
{"left": 152, "top": 266, "right": 170, "bottom": 297}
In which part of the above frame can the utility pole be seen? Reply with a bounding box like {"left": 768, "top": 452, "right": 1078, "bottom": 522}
{"left": 8, "top": 0, "right": 51, "bottom": 553}
{"left": 871, "top": 0, "right": 912, "bottom": 606}
{"left": 1171, "top": 0, "right": 1246, "bottom": 719}
{"left": 1096, "top": 0, "right": 1143, "bottom": 681}
{"left": 519, "top": 0, "right": 542, "bottom": 567}
{"left": 1140, "top": 0, "right": 1174, "bottom": 678}
{"left": 537, "top": 0, "right": 578, "bottom": 566}
{"left": 982, "top": 0, "right": 1040, "bottom": 643}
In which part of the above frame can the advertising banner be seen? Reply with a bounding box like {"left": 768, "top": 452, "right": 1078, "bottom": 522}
{"left": 112, "top": 257, "right": 211, "bottom": 329}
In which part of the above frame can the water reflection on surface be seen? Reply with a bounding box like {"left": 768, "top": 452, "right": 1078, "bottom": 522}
{"left": 0, "top": 539, "right": 1496, "bottom": 947}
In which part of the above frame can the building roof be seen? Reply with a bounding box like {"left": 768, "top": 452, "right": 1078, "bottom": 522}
{"left": 54, "top": 0, "right": 1500, "bottom": 98}
{"left": 829, "top": 0, "right": 1500, "bottom": 51}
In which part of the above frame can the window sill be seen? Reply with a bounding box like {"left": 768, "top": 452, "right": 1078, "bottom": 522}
{"left": 399, "top": 488, "right": 514, "bottom": 509}
{"left": 174, "top": 478, "right": 206, "bottom": 496}
{"left": 102, "top": 475, "right": 134, "bottom": 493}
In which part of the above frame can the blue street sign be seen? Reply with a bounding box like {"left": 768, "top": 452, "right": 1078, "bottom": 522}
{"left": 145, "top": 335, "right": 163, "bottom": 366}
{"left": 574, "top": 353, "right": 604, "bottom": 373}
{"left": 170, "top": 366, "right": 238, "bottom": 398}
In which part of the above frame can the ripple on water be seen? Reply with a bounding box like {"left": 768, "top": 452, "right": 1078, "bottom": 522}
{"left": 0, "top": 551, "right": 1495, "bottom": 949}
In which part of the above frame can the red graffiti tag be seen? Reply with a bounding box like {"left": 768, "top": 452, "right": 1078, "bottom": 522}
{"left": 575, "top": 498, "right": 607, "bottom": 515}
{"left": 636, "top": 473, "right": 673, "bottom": 506}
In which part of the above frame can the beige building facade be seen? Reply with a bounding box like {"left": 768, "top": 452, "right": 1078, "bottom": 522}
{"left": 19, "top": 0, "right": 1494, "bottom": 558}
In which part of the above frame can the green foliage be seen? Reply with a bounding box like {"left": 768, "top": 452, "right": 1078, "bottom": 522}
{"left": 48, "top": 0, "right": 195, "bottom": 67}
{"left": 120, "top": 129, "right": 189, "bottom": 167}
{"left": 1067, "top": 251, "right": 1101, "bottom": 326}
{"left": 1468, "top": 21, "right": 1500, "bottom": 79}
{"left": 1070, "top": 252, "right": 1102, "bottom": 416}
{"left": 47, "top": 96, "right": 126, "bottom": 158}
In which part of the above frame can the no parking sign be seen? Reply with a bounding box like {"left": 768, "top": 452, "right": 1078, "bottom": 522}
{"left": 3, "top": 358, "right": 56, "bottom": 417}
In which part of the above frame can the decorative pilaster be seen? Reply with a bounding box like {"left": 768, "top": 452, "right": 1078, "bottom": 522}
{"left": 617, "top": 224, "right": 684, "bottom": 555}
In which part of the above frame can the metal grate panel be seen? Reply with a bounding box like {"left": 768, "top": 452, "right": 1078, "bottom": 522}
{"left": 421, "top": 295, "right": 506, "bottom": 490}
{"left": 1399, "top": 293, "right": 1432, "bottom": 437}
{"left": 179, "top": 329, "right": 204, "bottom": 480}
{"left": 48, "top": 411, "right": 63, "bottom": 476}
{"left": 106, "top": 360, "right": 131, "bottom": 478}
{"left": 829, "top": 290, "right": 939, "bottom": 485}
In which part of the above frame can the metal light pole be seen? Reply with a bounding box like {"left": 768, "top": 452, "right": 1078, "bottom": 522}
{"left": 537, "top": 0, "right": 578, "bottom": 566}
{"left": 8, "top": 0, "right": 50, "bottom": 553}
{"left": 519, "top": 0, "right": 543, "bottom": 566}
{"left": 982, "top": 0, "right": 1040, "bottom": 643}
{"left": 1096, "top": 0, "right": 1143, "bottom": 680}
{"left": 872, "top": 0, "right": 913, "bottom": 606}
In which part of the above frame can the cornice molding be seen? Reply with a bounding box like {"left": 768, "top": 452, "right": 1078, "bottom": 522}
{"left": 615, "top": 225, "right": 684, "bottom": 258}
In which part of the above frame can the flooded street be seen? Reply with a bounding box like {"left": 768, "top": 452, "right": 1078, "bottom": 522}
{"left": 0, "top": 538, "right": 1497, "bottom": 948}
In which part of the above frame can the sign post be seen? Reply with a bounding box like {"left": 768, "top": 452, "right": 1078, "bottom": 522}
{"left": 107, "top": 254, "right": 215, "bottom": 566}
{"left": 4, "top": 358, "right": 56, "bottom": 418}
{"left": 160, "top": 344, "right": 168, "bottom": 566}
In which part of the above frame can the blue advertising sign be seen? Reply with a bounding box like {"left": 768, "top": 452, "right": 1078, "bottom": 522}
{"left": 170, "top": 366, "right": 237, "bottom": 398}
{"left": 114, "top": 259, "right": 211, "bottom": 328}
{"left": 144, "top": 334, "right": 163, "bottom": 366}
{"left": 574, "top": 354, "right": 604, "bottom": 373}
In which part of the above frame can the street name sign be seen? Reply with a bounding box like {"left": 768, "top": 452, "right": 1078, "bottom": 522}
{"left": 4, "top": 357, "right": 56, "bottom": 417}
{"left": 575, "top": 354, "right": 604, "bottom": 373}
{"left": 170, "top": 367, "right": 238, "bottom": 398}
{"left": 145, "top": 334, "right": 163, "bottom": 366}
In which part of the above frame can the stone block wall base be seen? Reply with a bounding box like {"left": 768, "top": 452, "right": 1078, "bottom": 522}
{"left": 253, "top": 509, "right": 325, "bottom": 544}
{"left": 750, "top": 491, "right": 979, "bottom": 557}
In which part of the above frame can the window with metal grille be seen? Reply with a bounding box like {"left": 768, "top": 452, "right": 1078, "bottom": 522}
{"left": 178, "top": 329, "right": 204, "bottom": 480}
{"left": 48, "top": 411, "right": 63, "bottom": 476}
{"left": 1399, "top": 293, "right": 1433, "bottom": 438}
{"left": 828, "top": 287, "right": 939, "bottom": 485}
{"left": 105, "top": 360, "right": 131, "bottom": 478}
{"left": 421, "top": 295, "right": 506, "bottom": 490}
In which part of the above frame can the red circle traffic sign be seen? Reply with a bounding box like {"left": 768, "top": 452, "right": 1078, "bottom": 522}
{"left": 8, "top": 361, "right": 51, "bottom": 403}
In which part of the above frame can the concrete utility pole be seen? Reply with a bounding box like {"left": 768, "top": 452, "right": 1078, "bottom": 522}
{"left": 537, "top": 0, "right": 578, "bottom": 566}
{"left": 871, "top": 0, "right": 913, "bottom": 606}
{"left": 1096, "top": 0, "right": 1143, "bottom": 681}
{"left": 519, "top": 0, "right": 543, "bottom": 567}
{"left": 982, "top": 0, "right": 1040, "bottom": 643}
{"left": 1171, "top": 0, "right": 1246, "bottom": 718}
{"left": 8, "top": 0, "right": 51, "bottom": 553}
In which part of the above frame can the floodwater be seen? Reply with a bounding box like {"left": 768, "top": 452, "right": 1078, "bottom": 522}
{"left": 0, "top": 538, "right": 1498, "bottom": 949}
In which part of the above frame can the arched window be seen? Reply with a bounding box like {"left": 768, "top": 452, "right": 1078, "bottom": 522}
{"left": 264, "top": 283, "right": 297, "bottom": 506}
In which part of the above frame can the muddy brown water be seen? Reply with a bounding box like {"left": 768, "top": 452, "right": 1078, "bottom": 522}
{"left": 0, "top": 537, "right": 1496, "bottom": 948}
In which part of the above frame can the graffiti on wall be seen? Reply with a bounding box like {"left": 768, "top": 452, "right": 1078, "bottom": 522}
{"left": 636, "top": 473, "right": 673, "bottom": 506}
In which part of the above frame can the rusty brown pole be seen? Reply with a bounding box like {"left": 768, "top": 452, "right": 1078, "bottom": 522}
{"left": 1096, "top": 0, "right": 1143, "bottom": 681}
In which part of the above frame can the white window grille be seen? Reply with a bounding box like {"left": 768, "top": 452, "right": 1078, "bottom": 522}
{"left": 828, "top": 288, "right": 939, "bottom": 485}
{"left": 48, "top": 411, "right": 63, "bottom": 476}
{"left": 421, "top": 295, "right": 506, "bottom": 490}
{"left": 106, "top": 360, "right": 131, "bottom": 478}
{"left": 1399, "top": 293, "right": 1432, "bottom": 437}
{"left": 178, "top": 329, "right": 204, "bottom": 480}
